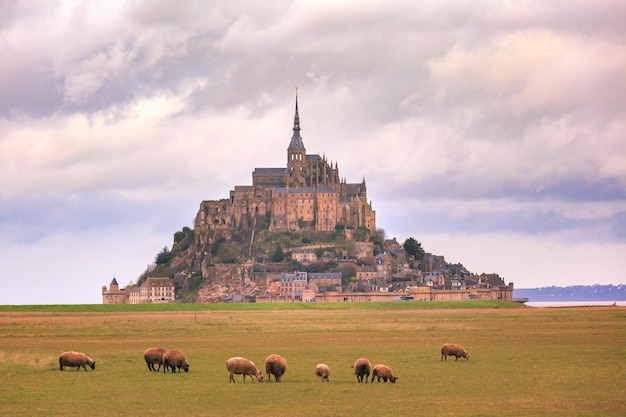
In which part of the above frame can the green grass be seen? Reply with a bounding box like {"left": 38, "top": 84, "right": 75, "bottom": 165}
{"left": 0, "top": 300, "right": 522, "bottom": 313}
{"left": 1, "top": 306, "right": 624, "bottom": 416}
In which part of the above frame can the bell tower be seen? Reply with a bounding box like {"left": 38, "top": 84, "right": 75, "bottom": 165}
{"left": 287, "top": 87, "right": 307, "bottom": 187}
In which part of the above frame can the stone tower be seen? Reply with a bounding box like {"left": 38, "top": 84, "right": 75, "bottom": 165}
{"left": 287, "top": 89, "right": 307, "bottom": 188}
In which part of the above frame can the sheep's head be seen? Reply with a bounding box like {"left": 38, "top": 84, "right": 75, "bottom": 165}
{"left": 90, "top": 362, "right": 96, "bottom": 370}
{"left": 389, "top": 376, "right": 398, "bottom": 383}
{"left": 256, "top": 371, "right": 264, "bottom": 382}
{"left": 183, "top": 364, "right": 189, "bottom": 372}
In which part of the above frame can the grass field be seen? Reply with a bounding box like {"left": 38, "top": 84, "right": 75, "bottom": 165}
{"left": 1, "top": 303, "right": 625, "bottom": 416}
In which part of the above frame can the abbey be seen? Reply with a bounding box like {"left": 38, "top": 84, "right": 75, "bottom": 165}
{"left": 194, "top": 93, "right": 376, "bottom": 237}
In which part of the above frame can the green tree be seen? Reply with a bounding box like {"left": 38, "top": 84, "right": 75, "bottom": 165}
{"left": 339, "top": 263, "right": 357, "bottom": 286}
{"left": 271, "top": 244, "right": 284, "bottom": 262}
{"left": 403, "top": 237, "right": 425, "bottom": 261}
{"left": 155, "top": 246, "right": 171, "bottom": 266}
{"left": 215, "top": 240, "right": 241, "bottom": 264}
{"left": 308, "top": 261, "right": 326, "bottom": 273}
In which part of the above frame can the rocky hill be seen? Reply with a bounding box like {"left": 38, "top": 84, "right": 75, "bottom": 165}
{"left": 136, "top": 220, "right": 503, "bottom": 303}
{"left": 138, "top": 226, "right": 380, "bottom": 303}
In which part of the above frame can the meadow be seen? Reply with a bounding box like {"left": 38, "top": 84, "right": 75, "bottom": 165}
{"left": 1, "top": 302, "right": 624, "bottom": 416}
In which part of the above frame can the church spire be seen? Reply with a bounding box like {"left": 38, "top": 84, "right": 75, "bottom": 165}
{"left": 293, "top": 87, "right": 300, "bottom": 132}
{"left": 288, "top": 87, "right": 305, "bottom": 151}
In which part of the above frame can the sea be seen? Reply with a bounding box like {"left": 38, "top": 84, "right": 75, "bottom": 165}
{"left": 513, "top": 284, "right": 626, "bottom": 307}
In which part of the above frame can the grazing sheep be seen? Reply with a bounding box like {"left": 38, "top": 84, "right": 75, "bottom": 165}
{"left": 226, "top": 357, "right": 264, "bottom": 383}
{"left": 163, "top": 349, "right": 189, "bottom": 373}
{"left": 353, "top": 358, "right": 371, "bottom": 383}
{"left": 144, "top": 347, "right": 166, "bottom": 372}
{"left": 265, "top": 354, "right": 287, "bottom": 382}
{"left": 59, "top": 351, "right": 95, "bottom": 372}
{"left": 371, "top": 364, "right": 398, "bottom": 383}
{"left": 441, "top": 343, "right": 470, "bottom": 361}
{"left": 315, "top": 363, "right": 331, "bottom": 382}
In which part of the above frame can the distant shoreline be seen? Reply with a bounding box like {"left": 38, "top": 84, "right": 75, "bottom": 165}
{"left": 514, "top": 284, "right": 626, "bottom": 303}
{"left": 525, "top": 301, "right": 626, "bottom": 308}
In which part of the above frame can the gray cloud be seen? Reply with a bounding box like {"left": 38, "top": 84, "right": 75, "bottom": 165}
{"left": 1, "top": 0, "right": 625, "bottom": 302}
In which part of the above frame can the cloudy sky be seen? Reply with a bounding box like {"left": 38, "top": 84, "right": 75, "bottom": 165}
{"left": 1, "top": 0, "right": 625, "bottom": 304}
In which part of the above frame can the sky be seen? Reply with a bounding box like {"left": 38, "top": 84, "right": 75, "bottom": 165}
{"left": 1, "top": 0, "right": 625, "bottom": 304}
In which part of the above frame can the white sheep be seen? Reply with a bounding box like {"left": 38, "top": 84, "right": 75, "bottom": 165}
{"left": 265, "top": 354, "right": 287, "bottom": 382}
{"left": 226, "top": 357, "right": 264, "bottom": 383}
{"left": 371, "top": 364, "right": 398, "bottom": 383}
{"left": 143, "top": 347, "right": 166, "bottom": 372}
{"left": 315, "top": 363, "right": 330, "bottom": 382}
{"left": 163, "top": 349, "right": 189, "bottom": 373}
{"left": 353, "top": 357, "right": 371, "bottom": 383}
{"left": 441, "top": 343, "right": 470, "bottom": 361}
{"left": 59, "top": 351, "right": 95, "bottom": 371}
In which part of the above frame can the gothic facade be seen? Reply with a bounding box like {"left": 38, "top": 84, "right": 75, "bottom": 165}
{"left": 194, "top": 94, "right": 376, "bottom": 238}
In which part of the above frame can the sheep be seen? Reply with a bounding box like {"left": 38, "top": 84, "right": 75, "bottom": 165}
{"left": 226, "top": 357, "right": 264, "bottom": 383}
{"left": 162, "top": 349, "right": 190, "bottom": 373}
{"left": 353, "top": 357, "right": 371, "bottom": 383}
{"left": 59, "top": 351, "right": 95, "bottom": 371}
{"left": 441, "top": 343, "right": 470, "bottom": 361}
{"left": 371, "top": 364, "right": 398, "bottom": 383}
{"left": 315, "top": 363, "right": 331, "bottom": 382}
{"left": 143, "top": 347, "right": 166, "bottom": 372}
{"left": 265, "top": 354, "right": 287, "bottom": 382}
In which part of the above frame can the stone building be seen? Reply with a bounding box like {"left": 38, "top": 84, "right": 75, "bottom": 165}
{"left": 194, "top": 93, "right": 376, "bottom": 241}
{"left": 102, "top": 277, "right": 175, "bottom": 304}
{"left": 101, "top": 278, "right": 126, "bottom": 304}
{"left": 290, "top": 248, "right": 317, "bottom": 263}
{"left": 279, "top": 271, "right": 308, "bottom": 299}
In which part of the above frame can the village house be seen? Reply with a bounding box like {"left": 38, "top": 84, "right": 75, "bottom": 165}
{"left": 279, "top": 271, "right": 308, "bottom": 300}
{"left": 102, "top": 277, "right": 175, "bottom": 304}
{"left": 290, "top": 248, "right": 317, "bottom": 263}
{"left": 309, "top": 272, "right": 342, "bottom": 288}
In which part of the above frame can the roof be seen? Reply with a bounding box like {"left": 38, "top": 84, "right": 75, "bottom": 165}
{"left": 142, "top": 277, "right": 174, "bottom": 288}
{"left": 273, "top": 187, "right": 337, "bottom": 194}
{"left": 292, "top": 248, "right": 316, "bottom": 253}
{"left": 309, "top": 272, "right": 342, "bottom": 280}
{"left": 253, "top": 168, "right": 287, "bottom": 176}
{"left": 110, "top": 278, "right": 118, "bottom": 286}
{"left": 288, "top": 131, "right": 306, "bottom": 151}
{"left": 281, "top": 272, "right": 307, "bottom": 282}
{"left": 345, "top": 183, "right": 363, "bottom": 197}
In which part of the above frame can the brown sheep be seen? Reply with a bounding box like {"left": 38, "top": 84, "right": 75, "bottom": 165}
{"left": 353, "top": 357, "right": 371, "bottom": 383}
{"left": 441, "top": 343, "right": 470, "bottom": 361}
{"left": 265, "top": 354, "right": 287, "bottom": 382}
{"left": 315, "top": 363, "right": 330, "bottom": 382}
{"left": 59, "top": 351, "right": 95, "bottom": 371}
{"left": 162, "top": 349, "right": 189, "bottom": 373}
{"left": 226, "top": 357, "right": 264, "bottom": 383}
{"left": 371, "top": 364, "right": 398, "bottom": 383}
{"left": 143, "top": 347, "right": 166, "bottom": 372}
